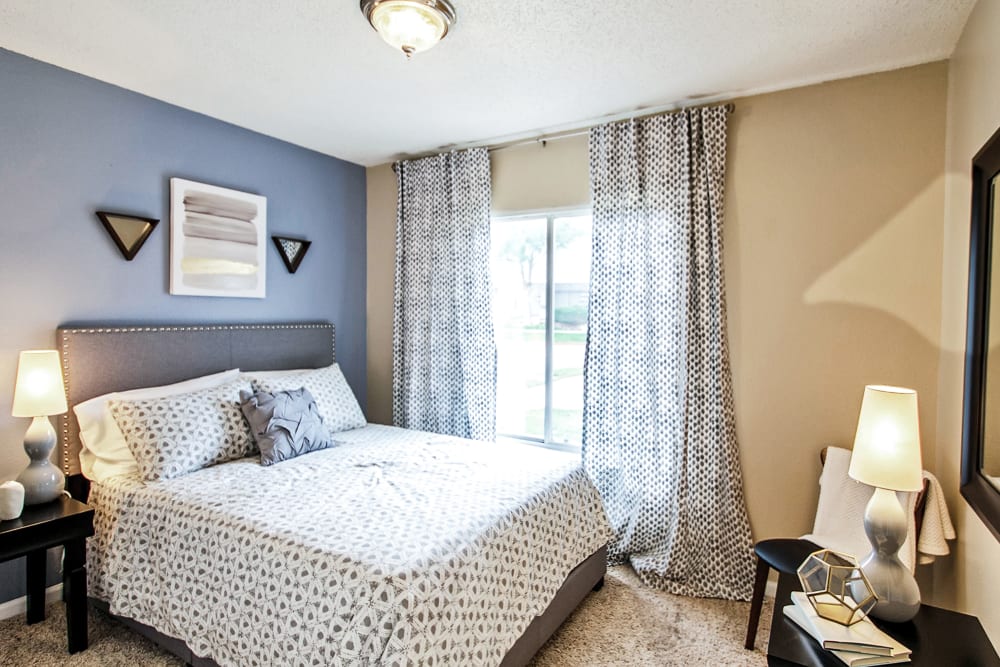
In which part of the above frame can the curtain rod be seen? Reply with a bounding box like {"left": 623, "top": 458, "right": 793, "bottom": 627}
{"left": 488, "top": 102, "right": 735, "bottom": 154}
{"left": 393, "top": 101, "right": 735, "bottom": 163}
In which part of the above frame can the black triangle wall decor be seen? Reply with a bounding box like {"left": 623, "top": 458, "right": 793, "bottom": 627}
{"left": 96, "top": 211, "right": 159, "bottom": 261}
{"left": 272, "top": 235, "right": 312, "bottom": 274}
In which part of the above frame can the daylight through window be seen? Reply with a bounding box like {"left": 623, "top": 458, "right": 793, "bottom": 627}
{"left": 490, "top": 212, "right": 592, "bottom": 447}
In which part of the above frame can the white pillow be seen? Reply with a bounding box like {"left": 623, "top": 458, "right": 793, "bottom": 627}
{"left": 251, "top": 363, "right": 366, "bottom": 435}
{"left": 240, "top": 368, "right": 309, "bottom": 381}
{"left": 74, "top": 368, "right": 241, "bottom": 482}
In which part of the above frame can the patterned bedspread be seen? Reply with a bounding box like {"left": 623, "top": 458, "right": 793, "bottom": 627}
{"left": 88, "top": 425, "right": 612, "bottom": 667}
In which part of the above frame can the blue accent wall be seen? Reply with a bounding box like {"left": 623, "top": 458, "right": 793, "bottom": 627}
{"left": 0, "top": 49, "right": 367, "bottom": 603}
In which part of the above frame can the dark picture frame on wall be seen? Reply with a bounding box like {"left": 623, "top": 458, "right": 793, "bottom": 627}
{"left": 95, "top": 211, "right": 159, "bottom": 261}
{"left": 961, "top": 122, "right": 1000, "bottom": 543}
{"left": 272, "top": 236, "right": 312, "bottom": 274}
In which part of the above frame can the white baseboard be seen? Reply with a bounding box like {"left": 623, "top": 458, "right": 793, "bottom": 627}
{"left": 0, "top": 584, "right": 64, "bottom": 621}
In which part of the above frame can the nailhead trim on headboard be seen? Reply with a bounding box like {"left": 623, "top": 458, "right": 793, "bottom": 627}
{"left": 60, "top": 334, "right": 71, "bottom": 475}
{"left": 57, "top": 322, "right": 335, "bottom": 475}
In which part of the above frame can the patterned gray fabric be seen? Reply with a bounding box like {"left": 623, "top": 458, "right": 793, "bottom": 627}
{"left": 239, "top": 387, "right": 332, "bottom": 465}
{"left": 583, "top": 106, "right": 755, "bottom": 600}
{"left": 392, "top": 148, "right": 497, "bottom": 440}
{"left": 109, "top": 379, "right": 255, "bottom": 481}
{"left": 86, "top": 425, "right": 612, "bottom": 667}
{"left": 251, "top": 364, "right": 366, "bottom": 435}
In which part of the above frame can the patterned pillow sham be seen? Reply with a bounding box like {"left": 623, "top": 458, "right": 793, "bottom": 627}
{"left": 75, "top": 368, "right": 242, "bottom": 483}
{"left": 109, "top": 378, "right": 256, "bottom": 481}
{"left": 240, "top": 387, "right": 332, "bottom": 465}
{"left": 251, "top": 363, "right": 366, "bottom": 435}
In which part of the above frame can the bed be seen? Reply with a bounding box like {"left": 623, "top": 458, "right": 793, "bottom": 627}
{"left": 57, "top": 322, "right": 611, "bottom": 667}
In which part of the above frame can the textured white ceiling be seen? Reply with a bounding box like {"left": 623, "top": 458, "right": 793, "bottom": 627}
{"left": 0, "top": 0, "right": 976, "bottom": 166}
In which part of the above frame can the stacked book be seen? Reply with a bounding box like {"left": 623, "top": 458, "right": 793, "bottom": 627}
{"left": 783, "top": 592, "right": 912, "bottom": 666}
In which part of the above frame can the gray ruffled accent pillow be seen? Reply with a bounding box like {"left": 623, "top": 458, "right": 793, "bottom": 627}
{"left": 250, "top": 363, "right": 366, "bottom": 435}
{"left": 239, "top": 387, "right": 332, "bottom": 466}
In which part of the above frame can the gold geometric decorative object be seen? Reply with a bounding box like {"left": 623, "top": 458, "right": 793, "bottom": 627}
{"left": 96, "top": 211, "right": 159, "bottom": 261}
{"left": 797, "top": 549, "right": 877, "bottom": 626}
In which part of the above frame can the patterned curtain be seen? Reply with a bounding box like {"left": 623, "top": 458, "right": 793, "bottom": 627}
{"left": 583, "top": 106, "right": 754, "bottom": 600}
{"left": 392, "top": 148, "right": 496, "bottom": 440}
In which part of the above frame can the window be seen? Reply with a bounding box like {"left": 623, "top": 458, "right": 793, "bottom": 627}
{"left": 490, "top": 211, "right": 593, "bottom": 447}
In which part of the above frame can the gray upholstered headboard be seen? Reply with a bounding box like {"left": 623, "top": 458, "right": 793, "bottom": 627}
{"left": 56, "top": 322, "right": 335, "bottom": 478}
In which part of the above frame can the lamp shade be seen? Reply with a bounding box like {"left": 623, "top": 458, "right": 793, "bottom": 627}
{"left": 12, "top": 350, "right": 68, "bottom": 417}
{"left": 848, "top": 385, "right": 922, "bottom": 492}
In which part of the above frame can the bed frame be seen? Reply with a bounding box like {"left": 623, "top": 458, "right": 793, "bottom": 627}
{"left": 56, "top": 321, "right": 606, "bottom": 667}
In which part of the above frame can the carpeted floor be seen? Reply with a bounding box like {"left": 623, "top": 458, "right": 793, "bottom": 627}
{"left": 0, "top": 566, "right": 772, "bottom": 666}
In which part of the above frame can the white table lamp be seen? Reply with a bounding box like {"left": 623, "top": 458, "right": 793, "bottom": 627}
{"left": 12, "top": 350, "right": 68, "bottom": 505}
{"left": 848, "top": 385, "right": 923, "bottom": 622}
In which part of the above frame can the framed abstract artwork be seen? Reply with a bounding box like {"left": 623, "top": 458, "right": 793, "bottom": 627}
{"left": 169, "top": 178, "right": 267, "bottom": 298}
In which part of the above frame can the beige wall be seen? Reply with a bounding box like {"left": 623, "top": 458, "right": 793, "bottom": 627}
{"left": 726, "top": 64, "right": 947, "bottom": 547}
{"left": 491, "top": 138, "right": 590, "bottom": 215}
{"left": 366, "top": 162, "right": 396, "bottom": 426}
{"left": 366, "top": 61, "right": 954, "bottom": 599}
{"left": 935, "top": 0, "right": 1000, "bottom": 647}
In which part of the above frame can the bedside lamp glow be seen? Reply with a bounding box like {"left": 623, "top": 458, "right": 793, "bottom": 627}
{"left": 12, "top": 350, "right": 68, "bottom": 505}
{"left": 848, "top": 385, "right": 923, "bottom": 622}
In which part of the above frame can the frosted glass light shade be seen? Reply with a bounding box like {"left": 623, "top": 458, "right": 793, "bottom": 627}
{"left": 12, "top": 350, "right": 68, "bottom": 417}
{"left": 849, "top": 385, "right": 922, "bottom": 491}
{"left": 362, "top": 0, "right": 456, "bottom": 57}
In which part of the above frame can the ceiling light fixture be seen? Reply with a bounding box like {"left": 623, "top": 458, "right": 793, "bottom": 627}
{"left": 360, "top": 0, "right": 457, "bottom": 59}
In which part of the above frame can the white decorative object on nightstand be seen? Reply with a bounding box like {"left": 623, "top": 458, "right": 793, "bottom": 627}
{"left": 0, "top": 480, "right": 25, "bottom": 520}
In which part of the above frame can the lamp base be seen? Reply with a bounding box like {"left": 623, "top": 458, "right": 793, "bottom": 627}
{"left": 859, "top": 487, "right": 920, "bottom": 622}
{"left": 16, "top": 416, "right": 65, "bottom": 506}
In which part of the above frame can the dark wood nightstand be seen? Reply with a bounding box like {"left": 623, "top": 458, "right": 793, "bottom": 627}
{"left": 767, "top": 570, "right": 1000, "bottom": 666}
{"left": 0, "top": 495, "right": 94, "bottom": 654}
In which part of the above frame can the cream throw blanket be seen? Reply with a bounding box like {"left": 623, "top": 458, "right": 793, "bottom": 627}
{"left": 800, "top": 446, "right": 955, "bottom": 572}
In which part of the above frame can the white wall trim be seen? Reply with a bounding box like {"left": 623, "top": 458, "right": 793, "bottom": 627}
{"left": 0, "top": 584, "right": 63, "bottom": 621}
{"left": 490, "top": 205, "right": 592, "bottom": 220}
